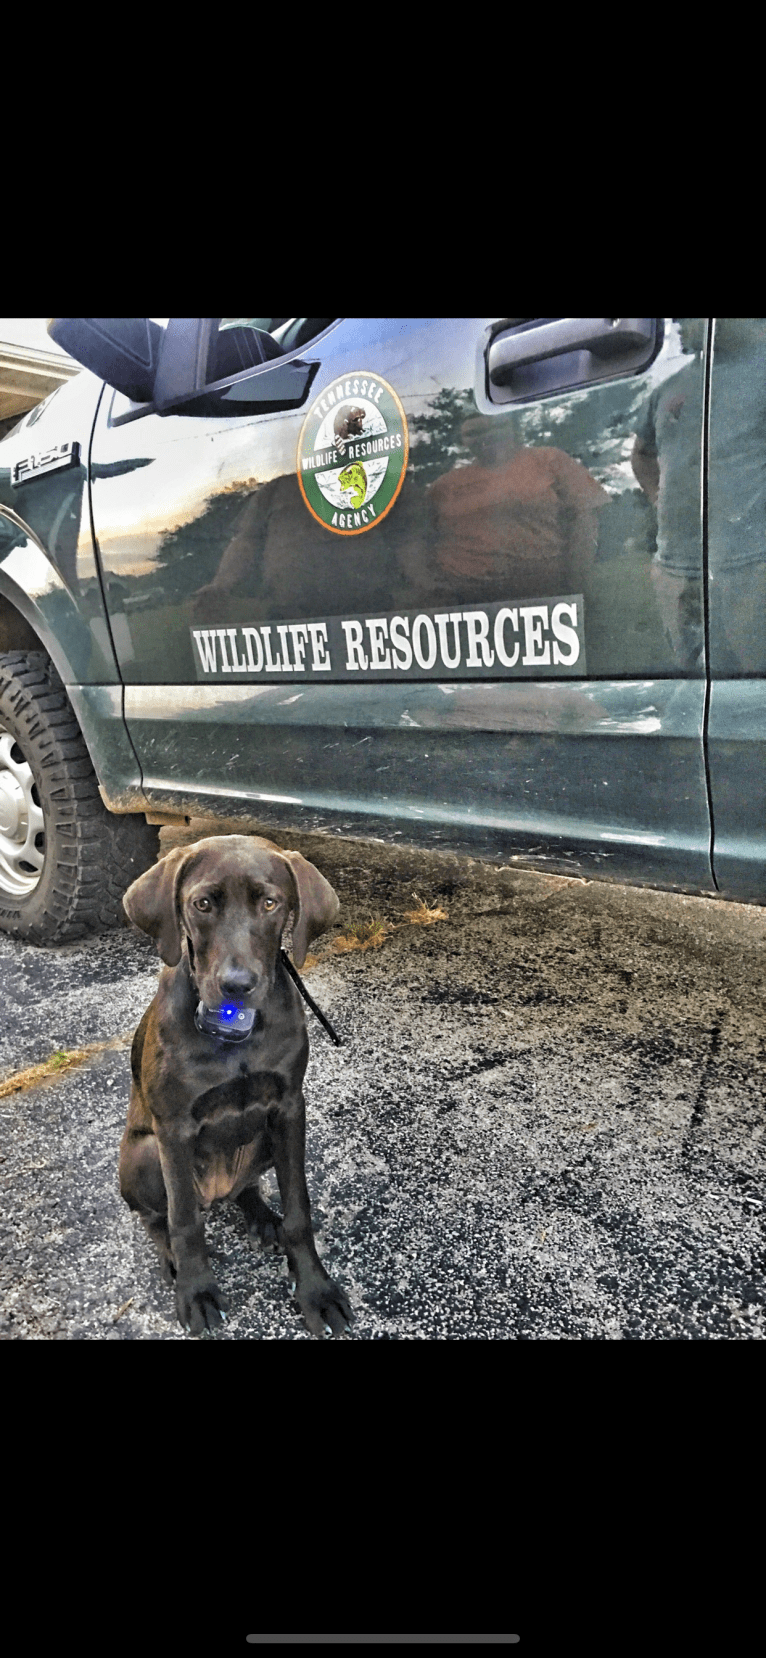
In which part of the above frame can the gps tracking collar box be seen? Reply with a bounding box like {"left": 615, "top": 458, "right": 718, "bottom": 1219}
{"left": 194, "top": 1001, "right": 258, "bottom": 1043}
{"left": 192, "top": 955, "right": 342, "bottom": 1048}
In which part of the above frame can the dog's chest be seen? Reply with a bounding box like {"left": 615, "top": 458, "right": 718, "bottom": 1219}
{"left": 189, "top": 1061, "right": 285, "bottom": 1203}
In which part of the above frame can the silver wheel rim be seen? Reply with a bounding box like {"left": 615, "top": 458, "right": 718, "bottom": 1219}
{"left": 0, "top": 724, "right": 46, "bottom": 897}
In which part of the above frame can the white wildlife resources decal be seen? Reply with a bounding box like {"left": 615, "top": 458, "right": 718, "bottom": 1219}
{"left": 190, "top": 597, "right": 586, "bottom": 682}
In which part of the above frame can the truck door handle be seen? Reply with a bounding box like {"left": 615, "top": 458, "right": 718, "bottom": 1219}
{"left": 488, "top": 318, "right": 656, "bottom": 385}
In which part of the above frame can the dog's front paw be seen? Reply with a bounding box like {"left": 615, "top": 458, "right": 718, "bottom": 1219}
{"left": 292, "top": 1272, "right": 354, "bottom": 1339}
{"left": 176, "top": 1277, "right": 227, "bottom": 1336}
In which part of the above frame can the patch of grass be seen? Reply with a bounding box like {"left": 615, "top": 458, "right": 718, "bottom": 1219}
{"left": 0, "top": 1047, "right": 91, "bottom": 1099}
{"left": 402, "top": 894, "right": 450, "bottom": 926}
{"left": 332, "top": 916, "right": 395, "bottom": 954}
{"left": 300, "top": 898, "right": 449, "bottom": 970}
{"left": 0, "top": 1034, "right": 132, "bottom": 1099}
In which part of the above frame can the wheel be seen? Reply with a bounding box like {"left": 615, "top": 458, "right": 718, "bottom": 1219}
{"left": 0, "top": 649, "right": 160, "bottom": 944}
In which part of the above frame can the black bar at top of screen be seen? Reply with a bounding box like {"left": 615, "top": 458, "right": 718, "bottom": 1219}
{"left": 245, "top": 1639, "right": 520, "bottom": 1646}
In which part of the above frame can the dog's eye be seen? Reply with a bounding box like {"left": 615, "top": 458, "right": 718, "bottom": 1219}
{"left": 263, "top": 898, "right": 277, "bottom": 911}
{"left": 194, "top": 898, "right": 213, "bottom": 913}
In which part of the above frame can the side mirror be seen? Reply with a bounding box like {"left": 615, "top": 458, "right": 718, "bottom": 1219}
{"left": 47, "top": 318, "right": 164, "bottom": 402}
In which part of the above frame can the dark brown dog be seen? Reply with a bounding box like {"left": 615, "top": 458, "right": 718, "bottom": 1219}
{"left": 119, "top": 834, "right": 353, "bottom": 1338}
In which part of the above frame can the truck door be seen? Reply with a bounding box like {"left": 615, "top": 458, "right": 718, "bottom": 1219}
{"left": 89, "top": 316, "right": 714, "bottom": 888}
{"left": 706, "top": 318, "right": 766, "bottom": 901}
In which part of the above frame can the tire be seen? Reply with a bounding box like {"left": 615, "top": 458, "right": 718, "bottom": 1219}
{"left": 0, "top": 649, "right": 160, "bottom": 944}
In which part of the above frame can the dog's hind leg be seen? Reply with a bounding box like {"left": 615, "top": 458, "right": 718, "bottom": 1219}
{"left": 140, "top": 1210, "right": 177, "bottom": 1285}
{"left": 119, "top": 1126, "right": 176, "bottom": 1286}
{"left": 237, "top": 1183, "right": 285, "bottom": 1252}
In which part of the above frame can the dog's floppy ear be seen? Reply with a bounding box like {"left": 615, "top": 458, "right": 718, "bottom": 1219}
{"left": 123, "top": 845, "right": 193, "bottom": 966}
{"left": 280, "top": 850, "right": 339, "bottom": 969}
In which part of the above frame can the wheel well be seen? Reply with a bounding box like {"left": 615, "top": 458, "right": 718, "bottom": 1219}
{"left": 0, "top": 593, "right": 43, "bottom": 654}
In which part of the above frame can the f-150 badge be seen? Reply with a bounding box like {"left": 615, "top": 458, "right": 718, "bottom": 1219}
{"left": 11, "top": 440, "right": 80, "bottom": 486}
{"left": 297, "top": 373, "right": 408, "bottom": 534}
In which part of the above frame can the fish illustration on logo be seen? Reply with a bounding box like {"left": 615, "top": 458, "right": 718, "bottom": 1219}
{"left": 338, "top": 461, "right": 367, "bottom": 508}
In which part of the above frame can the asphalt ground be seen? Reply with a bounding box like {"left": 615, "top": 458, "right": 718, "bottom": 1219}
{"left": 1, "top": 822, "right": 765, "bottom": 1340}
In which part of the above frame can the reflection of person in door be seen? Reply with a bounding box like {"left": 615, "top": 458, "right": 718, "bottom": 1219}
{"left": 420, "top": 414, "right": 608, "bottom": 605}
{"left": 190, "top": 409, "right": 609, "bottom": 623}
{"left": 631, "top": 321, "right": 705, "bottom": 668}
{"left": 191, "top": 469, "right": 402, "bottom": 622}
{"left": 705, "top": 318, "right": 766, "bottom": 673}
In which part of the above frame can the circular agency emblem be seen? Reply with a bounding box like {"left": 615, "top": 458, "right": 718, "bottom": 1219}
{"left": 297, "top": 372, "right": 409, "bottom": 535}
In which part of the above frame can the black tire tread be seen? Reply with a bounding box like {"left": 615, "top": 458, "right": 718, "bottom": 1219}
{"left": 0, "top": 649, "right": 160, "bottom": 944}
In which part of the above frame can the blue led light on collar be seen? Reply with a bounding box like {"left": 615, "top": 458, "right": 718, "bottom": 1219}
{"left": 194, "top": 1001, "right": 258, "bottom": 1043}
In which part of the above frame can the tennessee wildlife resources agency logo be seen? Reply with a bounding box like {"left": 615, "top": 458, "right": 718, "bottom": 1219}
{"left": 297, "top": 372, "right": 409, "bottom": 535}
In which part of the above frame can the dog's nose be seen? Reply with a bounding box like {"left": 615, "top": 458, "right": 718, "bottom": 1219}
{"left": 218, "top": 969, "right": 258, "bottom": 999}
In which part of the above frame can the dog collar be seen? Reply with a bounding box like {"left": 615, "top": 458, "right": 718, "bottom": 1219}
{"left": 194, "top": 1001, "right": 259, "bottom": 1043}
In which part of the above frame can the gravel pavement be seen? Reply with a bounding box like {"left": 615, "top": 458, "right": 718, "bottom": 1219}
{"left": 1, "top": 825, "right": 765, "bottom": 1340}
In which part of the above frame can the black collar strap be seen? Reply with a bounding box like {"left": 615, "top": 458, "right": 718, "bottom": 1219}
{"left": 280, "top": 950, "right": 343, "bottom": 1046}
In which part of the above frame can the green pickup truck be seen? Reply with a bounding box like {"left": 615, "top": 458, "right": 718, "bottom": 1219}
{"left": 1, "top": 317, "right": 764, "bottom": 942}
